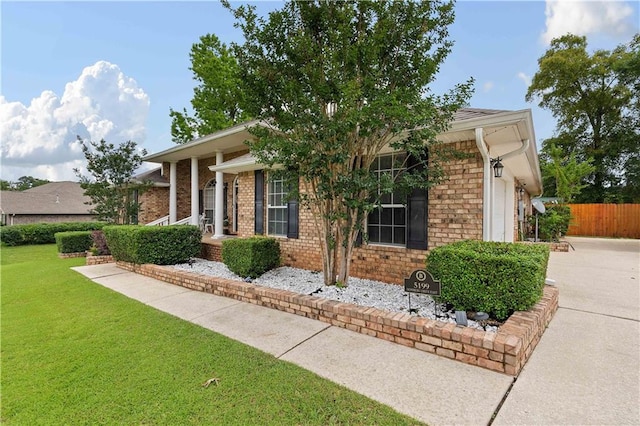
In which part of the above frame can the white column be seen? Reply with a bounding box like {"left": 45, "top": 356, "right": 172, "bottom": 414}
{"left": 213, "top": 151, "right": 225, "bottom": 238}
{"left": 169, "top": 162, "right": 177, "bottom": 224}
{"left": 191, "top": 157, "right": 199, "bottom": 225}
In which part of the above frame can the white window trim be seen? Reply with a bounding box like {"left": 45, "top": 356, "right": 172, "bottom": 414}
{"left": 267, "top": 175, "right": 288, "bottom": 237}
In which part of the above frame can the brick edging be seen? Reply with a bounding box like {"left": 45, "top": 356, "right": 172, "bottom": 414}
{"left": 117, "top": 261, "right": 558, "bottom": 376}
{"left": 87, "top": 254, "right": 115, "bottom": 265}
{"left": 58, "top": 252, "right": 87, "bottom": 259}
{"left": 519, "top": 240, "right": 570, "bottom": 252}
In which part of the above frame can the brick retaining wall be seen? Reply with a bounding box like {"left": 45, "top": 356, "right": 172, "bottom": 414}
{"left": 58, "top": 252, "right": 87, "bottom": 259}
{"left": 86, "top": 254, "right": 115, "bottom": 265}
{"left": 520, "top": 241, "right": 570, "bottom": 252}
{"left": 116, "top": 261, "right": 558, "bottom": 376}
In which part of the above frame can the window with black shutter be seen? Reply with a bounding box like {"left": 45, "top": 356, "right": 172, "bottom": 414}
{"left": 367, "top": 152, "right": 408, "bottom": 246}
{"left": 366, "top": 151, "right": 428, "bottom": 249}
{"left": 266, "top": 174, "right": 299, "bottom": 239}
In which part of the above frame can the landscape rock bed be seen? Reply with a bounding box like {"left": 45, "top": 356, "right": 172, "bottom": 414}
{"left": 117, "top": 260, "right": 558, "bottom": 376}
{"left": 174, "top": 259, "right": 497, "bottom": 331}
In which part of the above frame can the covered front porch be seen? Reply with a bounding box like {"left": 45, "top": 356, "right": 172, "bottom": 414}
{"left": 141, "top": 120, "right": 267, "bottom": 239}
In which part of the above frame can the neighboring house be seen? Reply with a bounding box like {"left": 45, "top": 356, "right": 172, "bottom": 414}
{"left": 139, "top": 108, "right": 542, "bottom": 283}
{"left": 0, "top": 181, "right": 96, "bottom": 225}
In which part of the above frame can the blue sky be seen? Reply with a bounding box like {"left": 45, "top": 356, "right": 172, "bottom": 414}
{"left": 1, "top": 0, "right": 638, "bottom": 182}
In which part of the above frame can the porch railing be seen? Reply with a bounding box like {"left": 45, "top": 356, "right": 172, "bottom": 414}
{"left": 146, "top": 215, "right": 169, "bottom": 226}
{"left": 145, "top": 215, "right": 197, "bottom": 227}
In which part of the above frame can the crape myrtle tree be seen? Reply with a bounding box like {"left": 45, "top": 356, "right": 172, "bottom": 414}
{"left": 539, "top": 139, "right": 595, "bottom": 203}
{"left": 74, "top": 137, "right": 151, "bottom": 224}
{"left": 170, "top": 34, "right": 251, "bottom": 144}
{"left": 527, "top": 34, "right": 640, "bottom": 203}
{"left": 225, "top": 0, "right": 473, "bottom": 286}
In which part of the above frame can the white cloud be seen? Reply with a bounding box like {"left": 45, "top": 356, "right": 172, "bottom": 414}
{"left": 482, "top": 81, "right": 494, "bottom": 93}
{"left": 542, "top": 0, "right": 637, "bottom": 45}
{"left": 517, "top": 72, "right": 532, "bottom": 87}
{"left": 0, "top": 61, "right": 150, "bottom": 182}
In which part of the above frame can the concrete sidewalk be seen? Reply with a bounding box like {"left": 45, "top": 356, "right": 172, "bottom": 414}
{"left": 72, "top": 236, "right": 640, "bottom": 425}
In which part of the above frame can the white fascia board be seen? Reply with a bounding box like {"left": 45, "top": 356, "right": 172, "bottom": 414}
{"left": 208, "top": 157, "right": 259, "bottom": 174}
{"left": 446, "top": 109, "right": 532, "bottom": 134}
{"left": 143, "top": 119, "right": 266, "bottom": 163}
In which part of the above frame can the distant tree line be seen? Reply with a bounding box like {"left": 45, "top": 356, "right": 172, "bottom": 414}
{"left": 0, "top": 176, "right": 50, "bottom": 191}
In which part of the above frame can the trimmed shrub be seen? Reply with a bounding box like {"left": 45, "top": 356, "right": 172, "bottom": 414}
{"left": 426, "top": 240, "right": 550, "bottom": 320}
{"left": 103, "top": 225, "right": 201, "bottom": 265}
{"left": 90, "top": 230, "right": 111, "bottom": 255}
{"left": 0, "top": 222, "right": 106, "bottom": 246}
{"left": 222, "top": 237, "right": 280, "bottom": 278}
{"left": 0, "top": 227, "right": 23, "bottom": 246}
{"left": 530, "top": 204, "right": 571, "bottom": 242}
{"left": 55, "top": 231, "right": 93, "bottom": 254}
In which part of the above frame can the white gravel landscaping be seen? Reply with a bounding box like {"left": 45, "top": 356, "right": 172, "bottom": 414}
{"left": 173, "top": 258, "right": 497, "bottom": 332}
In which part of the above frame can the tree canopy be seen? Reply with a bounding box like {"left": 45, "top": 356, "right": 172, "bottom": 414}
{"left": 539, "top": 139, "right": 595, "bottom": 203}
{"left": 527, "top": 34, "right": 640, "bottom": 203}
{"left": 74, "top": 138, "right": 150, "bottom": 224}
{"left": 170, "top": 34, "right": 251, "bottom": 144}
{"left": 0, "top": 176, "right": 50, "bottom": 191}
{"left": 226, "top": 0, "right": 473, "bottom": 285}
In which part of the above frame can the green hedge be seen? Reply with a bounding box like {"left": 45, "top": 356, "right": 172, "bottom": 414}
{"left": 222, "top": 237, "right": 280, "bottom": 278}
{"left": 55, "top": 231, "right": 93, "bottom": 254}
{"left": 530, "top": 204, "right": 571, "bottom": 242}
{"left": 103, "top": 225, "right": 202, "bottom": 265}
{"left": 0, "top": 222, "right": 107, "bottom": 246}
{"left": 425, "top": 240, "right": 550, "bottom": 320}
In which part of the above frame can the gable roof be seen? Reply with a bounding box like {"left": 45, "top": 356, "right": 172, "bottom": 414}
{"left": 452, "top": 108, "right": 508, "bottom": 121}
{"left": 0, "top": 181, "right": 93, "bottom": 215}
{"left": 133, "top": 167, "right": 170, "bottom": 187}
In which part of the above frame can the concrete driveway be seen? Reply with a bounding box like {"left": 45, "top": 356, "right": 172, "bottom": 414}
{"left": 494, "top": 237, "right": 640, "bottom": 425}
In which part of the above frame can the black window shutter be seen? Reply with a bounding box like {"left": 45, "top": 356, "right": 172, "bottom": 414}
{"left": 354, "top": 229, "right": 363, "bottom": 247}
{"left": 198, "top": 190, "right": 203, "bottom": 215}
{"left": 254, "top": 170, "right": 264, "bottom": 235}
{"left": 406, "top": 150, "right": 428, "bottom": 250}
{"left": 407, "top": 189, "right": 428, "bottom": 249}
{"left": 286, "top": 177, "right": 299, "bottom": 239}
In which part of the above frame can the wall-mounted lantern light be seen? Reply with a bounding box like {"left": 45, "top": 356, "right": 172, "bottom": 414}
{"left": 491, "top": 157, "right": 504, "bottom": 178}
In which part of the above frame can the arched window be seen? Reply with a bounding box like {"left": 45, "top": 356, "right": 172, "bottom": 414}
{"left": 203, "top": 179, "right": 216, "bottom": 225}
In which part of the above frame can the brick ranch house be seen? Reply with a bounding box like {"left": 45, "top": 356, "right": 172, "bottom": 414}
{"left": 0, "top": 181, "right": 96, "bottom": 225}
{"left": 138, "top": 108, "right": 542, "bottom": 284}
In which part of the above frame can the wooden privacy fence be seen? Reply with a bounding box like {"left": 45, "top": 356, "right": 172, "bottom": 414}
{"left": 567, "top": 204, "right": 640, "bottom": 239}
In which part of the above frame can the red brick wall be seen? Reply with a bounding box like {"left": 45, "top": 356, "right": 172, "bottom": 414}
{"left": 139, "top": 187, "right": 169, "bottom": 224}
{"left": 144, "top": 140, "right": 533, "bottom": 284}
{"left": 231, "top": 140, "right": 485, "bottom": 284}
{"left": 427, "top": 140, "right": 484, "bottom": 247}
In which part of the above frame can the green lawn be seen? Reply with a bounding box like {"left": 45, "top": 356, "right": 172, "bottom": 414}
{"left": 1, "top": 245, "right": 421, "bottom": 425}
